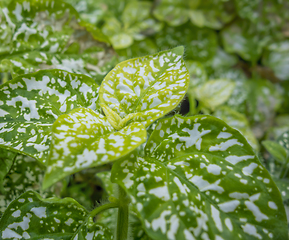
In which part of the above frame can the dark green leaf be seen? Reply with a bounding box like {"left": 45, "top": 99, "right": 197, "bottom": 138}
{"left": 112, "top": 115, "right": 287, "bottom": 240}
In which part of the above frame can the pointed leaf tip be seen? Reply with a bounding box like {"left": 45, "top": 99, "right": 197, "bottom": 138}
{"left": 172, "top": 46, "right": 184, "bottom": 56}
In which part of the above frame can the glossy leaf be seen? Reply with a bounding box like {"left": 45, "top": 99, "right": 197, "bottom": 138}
{"left": 43, "top": 107, "right": 147, "bottom": 189}
{"left": 0, "top": 69, "right": 99, "bottom": 164}
{"left": 0, "top": 0, "right": 114, "bottom": 81}
{"left": 194, "top": 79, "right": 236, "bottom": 111}
{"left": 262, "top": 140, "right": 287, "bottom": 163}
{"left": 0, "top": 191, "right": 112, "bottom": 239}
{"left": 99, "top": 47, "right": 189, "bottom": 128}
{"left": 112, "top": 115, "right": 287, "bottom": 240}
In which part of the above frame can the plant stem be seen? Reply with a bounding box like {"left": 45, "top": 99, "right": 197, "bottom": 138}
{"left": 89, "top": 202, "right": 119, "bottom": 218}
{"left": 116, "top": 185, "right": 130, "bottom": 240}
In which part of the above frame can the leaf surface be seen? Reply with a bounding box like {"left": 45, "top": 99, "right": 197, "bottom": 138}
{"left": 112, "top": 115, "right": 287, "bottom": 240}
{"left": 99, "top": 47, "right": 189, "bottom": 127}
{"left": 0, "top": 191, "right": 113, "bottom": 239}
{"left": 43, "top": 107, "right": 147, "bottom": 189}
{"left": 0, "top": 69, "right": 99, "bottom": 164}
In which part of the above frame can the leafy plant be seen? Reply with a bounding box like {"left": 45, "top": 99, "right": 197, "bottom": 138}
{"left": 0, "top": 44, "right": 287, "bottom": 239}
{"left": 1, "top": 0, "right": 289, "bottom": 239}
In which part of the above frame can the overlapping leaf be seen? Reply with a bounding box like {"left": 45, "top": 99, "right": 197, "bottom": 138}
{"left": 43, "top": 107, "right": 147, "bottom": 189}
{"left": 112, "top": 115, "right": 287, "bottom": 240}
{"left": 0, "top": 0, "right": 114, "bottom": 82}
{"left": 99, "top": 47, "right": 189, "bottom": 128}
{"left": 0, "top": 154, "right": 53, "bottom": 216}
{"left": 0, "top": 191, "right": 113, "bottom": 239}
{"left": 0, "top": 69, "right": 99, "bottom": 164}
{"left": 0, "top": 149, "right": 17, "bottom": 193}
{"left": 102, "top": 1, "right": 162, "bottom": 49}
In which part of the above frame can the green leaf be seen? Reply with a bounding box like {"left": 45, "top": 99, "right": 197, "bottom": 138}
{"left": 155, "top": 24, "right": 218, "bottom": 62}
{"left": 214, "top": 106, "right": 259, "bottom": 151}
{"left": 102, "top": 1, "right": 162, "bottom": 49}
{"left": 112, "top": 115, "right": 287, "bottom": 240}
{"left": 0, "top": 154, "right": 53, "bottom": 216}
{"left": 273, "top": 177, "right": 289, "bottom": 202}
{"left": 0, "top": 0, "right": 114, "bottom": 81}
{"left": 0, "top": 149, "right": 17, "bottom": 193}
{"left": 221, "top": 20, "right": 271, "bottom": 63}
{"left": 189, "top": 0, "right": 235, "bottom": 29}
{"left": 262, "top": 140, "right": 287, "bottom": 163}
{"left": 153, "top": 0, "right": 197, "bottom": 26}
{"left": 194, "top": 79, "right": 236, "bottom": 111}
{"left": 277, "top": 130, "right": 289, "bottom": 153}
{"left": 262, "top": 41, "right": 289, "bottom": 81}
{"left": 0, "top": 69, "right": 99, "bottom": 164}
{"left": 99, "top": 47, "right": 189, "bottom": 128}
{"left": 43, "top": 107, "right": 147, "bottom": 189}
{"left": 0, "top": 191, "right": 113, "bottom": 239}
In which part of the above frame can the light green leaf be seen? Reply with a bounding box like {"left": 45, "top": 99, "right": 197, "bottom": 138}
{"left": 99, "top": 47, "right": 189, "bottom": 128}
{"left": 43, "top": 107, "right": 147, "bottom": 189}
{"left": 0, "top": 191, "right": 113, "bottom": 239}
{"left": 0, "top": 69, "right": 99, "bottom": 164}
{"left": 0, "top": 0, "right": 114, "bottom": 82}
{"left": 186, "top": 60, "right": 207, "bottom": 88}
{"left": 214, "top": 106, "right": 259, "bottom": 151}
{"left": 262, "top": 140, "right": 287, "bottom": 163}
{"left": 195, "top": 79, "right": 236, "bottom": 111}
{"left": 112, "top": 115, "right": 287, "bottom": 240}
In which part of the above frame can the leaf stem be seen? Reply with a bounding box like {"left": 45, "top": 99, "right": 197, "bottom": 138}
{"left": 116, "top": 185, "right": 130, "bottom": 240}
{"left": 89, "top": 202, "right": 119, "bottom": 218}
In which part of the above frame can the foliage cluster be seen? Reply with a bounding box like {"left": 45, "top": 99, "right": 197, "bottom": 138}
{"left": 0, "top": 0, "right": 289, "bottom": 239}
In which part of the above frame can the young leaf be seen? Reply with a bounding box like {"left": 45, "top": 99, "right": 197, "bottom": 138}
{"left": 0, "top": 191, "right": 113, "bottom": 239}
{"left": 112, "top": 115, "right": 287, "bottom": 240}
{"left": 0, "top": 69, "right": 99, "bottom": 164}
{"left": 99, "top": 47, "right": 189, "bottom": 128}
{"left": 43, "top": 107, "right": 147, "bottom": 189}
{"left": 262, "top": 140, "right": 287, "bottom": 163}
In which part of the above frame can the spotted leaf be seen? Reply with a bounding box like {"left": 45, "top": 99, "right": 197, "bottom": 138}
{"left": 0, "top": 190, "right": 112, "bottom": 239}
{"left": 43, "top": 107, "right": 147, "bottom": 189}
{"left": 112, "top": 115, "right": 287, "bottom": 240}
{"left": 0, "top": 69, "right": 99, "bottom": 164}
{"left": 0, "top": 0, "right": 114, "bottom": 82}
{"left": 0, "top": 154, "right": 53, "bottom": 216}
{"left": 0, "top": 149, "right": 17, "bottom": 193}
{"left": 99, "top": 47, "right": 189, "bottom": 128}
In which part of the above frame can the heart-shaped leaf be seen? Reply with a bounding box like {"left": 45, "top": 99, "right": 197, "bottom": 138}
{"left": 43, "top": 107, "right": 147, "bottom": 189}
{"left": 0, "top": 191, "right": 113, "bottom": 239}
{"left": 99, "top": 47, "right": 189, "bottom": 128}
{"left": 0, "top": 69, "right": 99, "bottom": 164}
{"left": 112, "top": 115, "right": 287, "bottom": 240}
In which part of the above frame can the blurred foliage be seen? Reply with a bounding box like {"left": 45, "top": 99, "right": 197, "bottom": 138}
{"left": 1, "top": 0, "right": 289, "bottom": 234}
